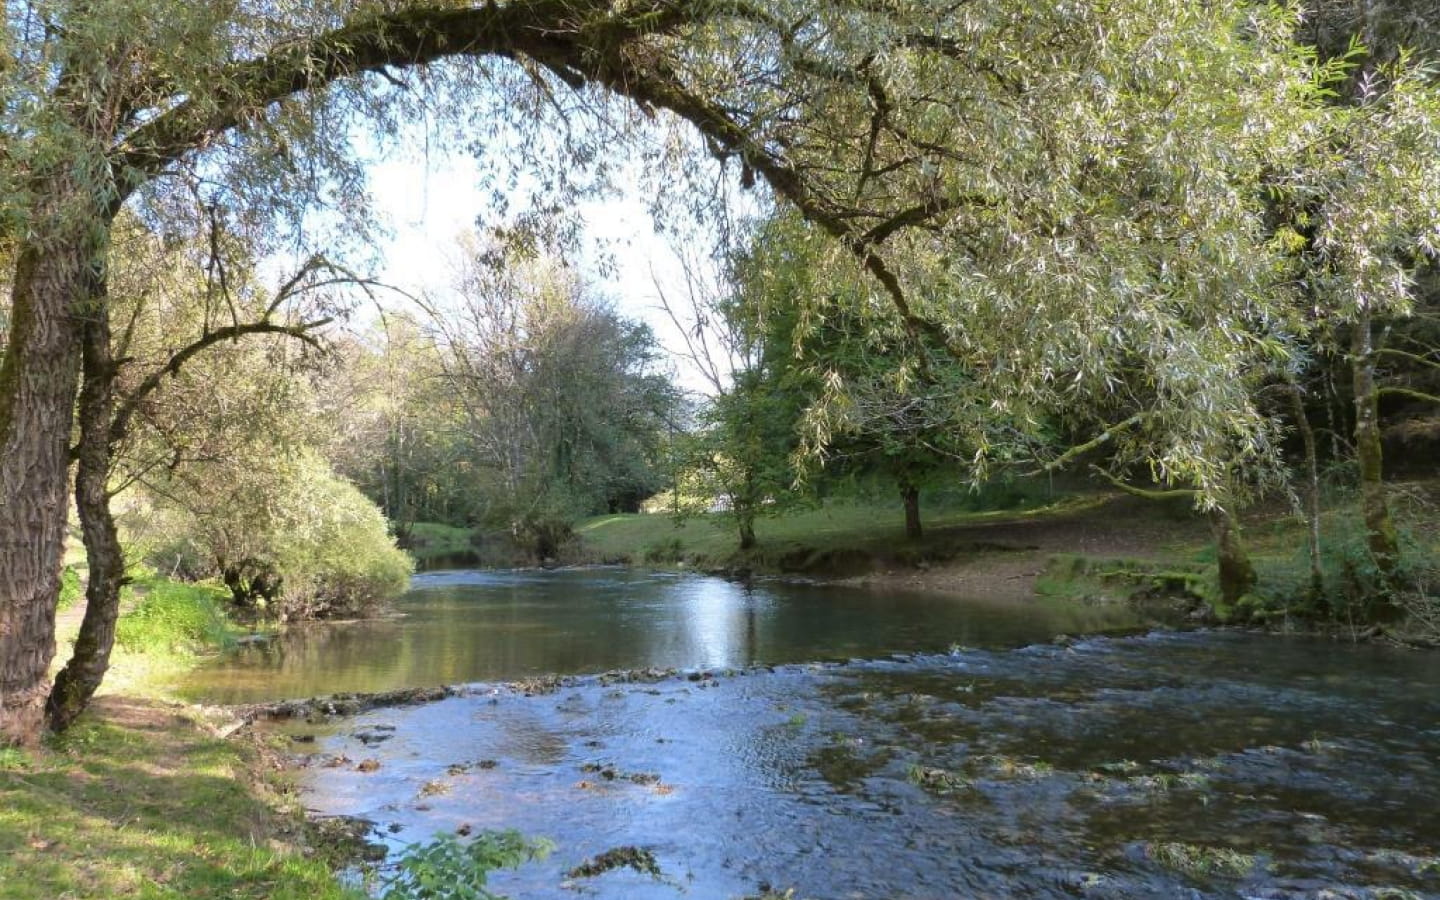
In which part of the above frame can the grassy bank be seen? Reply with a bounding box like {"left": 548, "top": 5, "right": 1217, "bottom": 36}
{"left": 0, "top": 703, "right": 357, "bottom": 899}
{"left": 574, "top": 488, "right": 1102, "bottom": 573}
{"left": 402, "top": 521, "right": 478, "bottom": 567}
{"left": 0, "top": 574, "right": 357, "bottom": 900}
{"left": 573, "top": 483, "right": 1440, "bottom": 642}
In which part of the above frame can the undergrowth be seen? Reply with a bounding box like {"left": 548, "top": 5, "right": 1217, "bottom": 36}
{"left": 115, "top": 575, "right": 236, "bottom": 656}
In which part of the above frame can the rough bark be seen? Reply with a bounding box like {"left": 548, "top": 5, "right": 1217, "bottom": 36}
{"left": 901, "top": 483, "right": 922, "bottom": 541}
{"left": 0, "top": 232, "right": 97, "bottom": 745}
{"left": 1208, "top": 507, "right": 1257, "bottom": 612}
{"left": 47, "top": 310, "right": 126, "bottom": 733}
{"left": 1350, "top": 317, "right": 1401, "bottom": 591}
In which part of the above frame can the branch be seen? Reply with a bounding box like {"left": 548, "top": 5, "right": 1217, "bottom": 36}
{"left": 1379, "top": 386, "right": 1440, "bottom": 405}
{"left": 1025, "top": 413, "right": 1145, "bottom": 474}
{"left": 578, "top": 48, "right": 963, "bottom": 356}
{"left": 1089, "top": 465, "right": 1198, "bottom": 501}
{"left": 109, "top": 0, "right": 702, "bottom": 207}
{"left": 859, "top": 194, "right": 991, "bottom": 246}
{"left": 1376, "top": 346, "right": 1440, "bottom": 371}
{"left": 110, "top": 319, "right": 330, "bottom": 446}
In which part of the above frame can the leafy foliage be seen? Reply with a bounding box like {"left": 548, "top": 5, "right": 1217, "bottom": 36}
{"left": 427, "top": 239, "right": 681, "bottom": 558}
{"left": 113, "top": 577, "right": 234, "bottom": 656}
{"left": 380, "top": 831, "right": 552, "bottom": 900}
{"left": 139, "top": 449, "right": 411, "bottom": 620}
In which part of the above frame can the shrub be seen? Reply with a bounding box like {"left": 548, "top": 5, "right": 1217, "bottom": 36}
{"left": 272, "top": 461, "right": 414, "bottom": 620}
{"left": 380, "top": 831, "right": 552, "bottom": 900}
{"left": 136, "top": 449, "right": 412, "bottom": 622}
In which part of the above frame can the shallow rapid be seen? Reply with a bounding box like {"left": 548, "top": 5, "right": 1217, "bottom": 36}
{"left": 191, "top": 570, "right": 1440, "bottom": 898}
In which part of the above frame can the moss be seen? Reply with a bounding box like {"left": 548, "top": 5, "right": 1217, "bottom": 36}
{"left": 1035, "top": 554, "right": 1211, "bottom": 609}
{"left": 1145, "top": 841, "right": 1256, "bottom": 878}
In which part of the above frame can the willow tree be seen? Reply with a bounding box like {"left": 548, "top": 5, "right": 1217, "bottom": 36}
{"left": 1275, "top": 3, "right": 1440, "bottom": 602}
{"left": 0, "top": 0, "right": 800, "bottom": 745}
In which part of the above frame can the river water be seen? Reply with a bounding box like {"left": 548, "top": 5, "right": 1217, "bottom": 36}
{"left": 183, "top": 569, "right": 1440, "bottom": 899}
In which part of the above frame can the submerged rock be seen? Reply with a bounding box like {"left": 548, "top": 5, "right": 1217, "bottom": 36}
{"left": 565, "top": 846, "right": 663, "bottom": 880}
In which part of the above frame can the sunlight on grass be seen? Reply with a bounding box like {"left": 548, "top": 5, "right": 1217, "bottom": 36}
{"left": 0, "top": 712, "right": 359, "bottom": 900}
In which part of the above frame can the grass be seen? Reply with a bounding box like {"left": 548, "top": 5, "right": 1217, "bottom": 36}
{"left": 16, "top": 573, "right": 359, "bottom": 899}
{"left": 575, "top": 489, "right": 1102, "bottom": 572}
{"left": 402, "top": 522, "right": 477, "bottom": 562}
{"left": 52, "top": 574, "right": 250, "bottom": 700}
{"left": 115, "top": 576, "right": 236, "bottom": 657}
{"left": 0, "top": 706, "right": 359, "bottom": 900}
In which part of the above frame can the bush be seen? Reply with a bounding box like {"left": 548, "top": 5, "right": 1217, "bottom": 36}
{"left": 272, "top": 462, "right": 414, "bottom": 620}
{"left": 136, "top": 449, "right": 413, "bottom": 622}
{"left": 114, "top": 577, "right": 234, "bottom": 655}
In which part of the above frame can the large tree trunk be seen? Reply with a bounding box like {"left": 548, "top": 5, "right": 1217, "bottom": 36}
{"left": 1208, "top": 507, "right": 1257, "bottom": 613}
{"left": 901, "top": 483, "right": 922, "bottom": 541}
{"left": 1350, "top": 317, "right": 1401, "bottom": 595}
{"left": 0, "top": 236, "right": 96, "bottom": 745}
{"left": 46, "top": 309, "right": 125, "bottom": 733}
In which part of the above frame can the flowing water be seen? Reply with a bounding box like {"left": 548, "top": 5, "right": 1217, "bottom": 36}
{"left": 183, "top": 569, "right": 1440, "bottom": 899}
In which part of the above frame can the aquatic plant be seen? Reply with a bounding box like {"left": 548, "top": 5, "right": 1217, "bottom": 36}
{"left": 380, "top": 830, "right": 551, "bottom": 900}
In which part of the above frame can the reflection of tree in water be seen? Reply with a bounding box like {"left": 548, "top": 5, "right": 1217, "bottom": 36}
{"left": 188, "top": 573, "right": 1167, "bottom": 703}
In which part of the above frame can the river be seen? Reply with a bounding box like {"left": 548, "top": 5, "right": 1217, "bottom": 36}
{"left": 182, "top": 568, "right": 1440, "bottom": 899}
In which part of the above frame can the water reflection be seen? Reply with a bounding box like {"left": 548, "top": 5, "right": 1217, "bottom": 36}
{"left": 181, "top": 568, "right": 1159, "bottom": 703}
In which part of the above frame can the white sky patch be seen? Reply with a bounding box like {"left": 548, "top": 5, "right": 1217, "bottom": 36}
{"left": 363, "top": 138, "right": 720, "bottom": 395}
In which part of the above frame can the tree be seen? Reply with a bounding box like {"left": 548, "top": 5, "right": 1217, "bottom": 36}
{"left": 0, "top": 0, "right": 820, "bottom": 743}
{"left": 318, "top": 318, "right": 476, "bottom": 532}
{"left": 45, "top": 215, "right": 365, "bottom": 731}
{"left": 727, "top": 213, "right": 977, "bottom": 543}
{"left": 431, "top": 239, "right": 679, "bottom": 558}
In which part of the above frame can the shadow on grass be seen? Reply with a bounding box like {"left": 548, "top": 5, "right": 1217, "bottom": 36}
{"left": 0, "top": 702, "right": 356, "bottom": 900}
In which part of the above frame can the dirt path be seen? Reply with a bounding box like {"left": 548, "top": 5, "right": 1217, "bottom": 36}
{"left": 841, "top": 494, "right": 1210, "bottom": 601}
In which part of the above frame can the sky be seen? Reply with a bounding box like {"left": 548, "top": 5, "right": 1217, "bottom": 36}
{"left": 361, "top": 134, "right": 730, "bottom": 395}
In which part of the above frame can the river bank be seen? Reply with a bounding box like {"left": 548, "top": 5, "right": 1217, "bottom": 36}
{"left": 0, "top": 692, "right": 357, "bottom": 900}
{"left": 570, "top": 486, "right": 1440, "bottom": 646}
{"left": 0, "top": 577, "right": 358, "bottom": 900}
{"left": 9, "top": 482, "right": 1435, "bottom": 898}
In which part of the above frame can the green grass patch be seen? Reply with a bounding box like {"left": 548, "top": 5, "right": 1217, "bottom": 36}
{"left": 402, "top": 521, "right": 479, "bottom": 563}
{"left": 405, "top": 521, "right": 476, "bottom": 551}
{"left": 0, "top": 707, "right": 358, "bottom": 900}
{"left": 576, "top": 492, "right": 1101, "bottom": 572}
{"left": 1033, "top": 554, "right": 1211, "bottom": 607}
{"left": 56, "top": 564, "right": 83, "bottom": 612}
{"left": 115, "top": 576, "right": 236, "bottom": 657}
